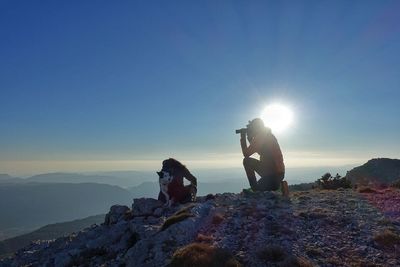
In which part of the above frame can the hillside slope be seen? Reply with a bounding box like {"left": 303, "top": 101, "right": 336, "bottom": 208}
{"left": 0, "top": 183, "right": 132, "bottom": 238}
{"left": 346, "top": 158, "right": 400, "bottom": 185}
{"left": 0, "top": 174, "right": 23, "bottom": 184}
{"left": 26, "top": 172, "right": 151, "bottom": 188}
{"left": 2, "top": 189, "right": 400, "bottom": 266}
{"left": 0, "top": 215, "right": 104, "bottom": 258}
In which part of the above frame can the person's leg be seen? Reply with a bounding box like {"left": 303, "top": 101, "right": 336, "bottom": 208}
{"left": 243, "top": 157, "right": 262, "bottom": 191}
{"left": 158, "top": 190, "right": 166, "bottom": 203}
{"left": 180, "top": 185, "right": 195, "bottom": 203}
{"left": 257, "top": 175, "right": 279, "bottom": 191}
{"left": 281, "top": 180, "right": 289, "bottom": 197}
{"left": 257, "top": 173, "right": 284, "bottom": 191}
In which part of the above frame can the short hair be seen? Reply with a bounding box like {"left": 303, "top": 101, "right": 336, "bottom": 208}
{"left": 247, "top": 118, "right": 264, "bottom": 131}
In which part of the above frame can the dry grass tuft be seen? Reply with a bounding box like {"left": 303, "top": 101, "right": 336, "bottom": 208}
{"left": 170, "top": 243, "right": 241, "bottom": 267}
{"left": 161, "top": 205, "right": 195, "bottom": 231}
{"left": 373, "top": 229, "right": 400, "bottom": 248}
{"left": 161, "top": 212, "right": 193, "bottom": 231}
{"left": 196, "top": 234, "right": 214, "bottom": 243}
{"left": 212, "top": 213, "right": 225, "bottom": 225}
{"left": 258, "top": 245, "right": 314, "bottom": 267}
{"left": 358, "top": 187, "right": 377, "bottom": 193}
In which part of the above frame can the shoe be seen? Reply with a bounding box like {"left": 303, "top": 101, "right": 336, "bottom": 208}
{"left": 281, "top": 181, "right": 289, "bottom": 197}
{"left": 242, "top": 188, "right": 253, "bottom": 193}
{"left": 242, "top": 188, "right": 255, "bottom": 196}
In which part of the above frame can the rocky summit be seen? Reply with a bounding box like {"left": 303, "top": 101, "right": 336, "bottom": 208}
{"left": 2, "top": 188, "right": 400, "bottom": 267}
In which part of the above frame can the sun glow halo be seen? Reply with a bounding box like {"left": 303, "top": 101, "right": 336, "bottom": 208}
{"left": 260, "top": 104, "right": 294, "bottom": 134}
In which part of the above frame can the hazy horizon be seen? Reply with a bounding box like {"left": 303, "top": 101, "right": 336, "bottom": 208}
{"left": 2, "top": 162, "right": 361, "bottom": 185}
{"left": 1, "top": 151, "right": 397, "bottom": 178}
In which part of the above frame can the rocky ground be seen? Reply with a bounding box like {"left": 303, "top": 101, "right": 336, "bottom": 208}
{"left": 361, "top": 187, "right": 400, "bottom": 225}
{"left": 1, "top": 188, "right": 400, "bottom": 267}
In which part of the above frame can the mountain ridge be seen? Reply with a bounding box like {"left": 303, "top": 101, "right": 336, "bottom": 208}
{"left": 2, "top": 188, "right": 400, "bottom": 266}
{"left": 0, "top": 182, "right": 132, "bottom": 240}
{"left": 346, "top": 158, "right": 400, "bottom": 185}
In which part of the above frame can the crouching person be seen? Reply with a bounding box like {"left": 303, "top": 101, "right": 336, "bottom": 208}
{"left": 157, "top": 158, "right": 197, "bottom": 207}
{"left": 238, "top": 118, "right": 289, "bottom": 196}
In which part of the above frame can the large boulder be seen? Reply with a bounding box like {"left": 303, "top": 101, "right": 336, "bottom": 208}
{"left": 132, "top": 198, "right": 163, "bottom": 217}
{"left": 104, "top": 205, "right": 130, "bottom": 225}
{"left": 125, "top": 202, "right": 214, "bottom": 266}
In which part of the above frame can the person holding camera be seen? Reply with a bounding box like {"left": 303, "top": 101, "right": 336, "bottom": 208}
{"left": 237, "top": 118, "right": 288, "bottom": 195}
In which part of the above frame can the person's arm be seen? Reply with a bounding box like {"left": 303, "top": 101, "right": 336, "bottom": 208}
{"left": 269, "top": 135, "right": 285, "bottom": 173}
{"left": 183, "top": 168, "right": 197, "bottom": 197}
{"left": 240, "top": 132, "right": 248, "bottom": 157}
{"left": 183, "top": 168, "right": 197, "bottom": 186}
{"left": 241, "top": 133, "right": 262, "bottom": 158}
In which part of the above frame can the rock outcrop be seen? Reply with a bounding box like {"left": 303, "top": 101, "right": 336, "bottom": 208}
{"left": 2, "top": 189, "right": 400, "bottom": 266}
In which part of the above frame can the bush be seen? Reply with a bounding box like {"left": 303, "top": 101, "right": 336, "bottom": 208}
{"left": 170, "top": 243, "right": 241, "bottom": 267}
{"left": 373, "top": 229, "right": 400, "bottom": 248}
{"left": 315, "top": 173, "right": 351, "bottom": 190}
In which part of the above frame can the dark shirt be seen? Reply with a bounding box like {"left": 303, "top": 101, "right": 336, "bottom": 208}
{"left": 166, "top": 166, "right": 197, "bottom": 201}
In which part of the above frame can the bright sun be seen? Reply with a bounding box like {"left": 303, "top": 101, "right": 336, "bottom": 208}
{"left": 260, "top": 103, "right": 294, "bottom": 134}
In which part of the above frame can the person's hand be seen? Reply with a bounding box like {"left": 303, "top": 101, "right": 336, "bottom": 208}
{"left": 190, "top": 184, "right": 197, "bottom": 195}
{"left": 240, "top": 131, "right": 246, "bottom": 139}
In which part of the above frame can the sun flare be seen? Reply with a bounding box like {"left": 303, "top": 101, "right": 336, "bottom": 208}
{"left": 260, "top": 103, "right": 294, "bottom": 134}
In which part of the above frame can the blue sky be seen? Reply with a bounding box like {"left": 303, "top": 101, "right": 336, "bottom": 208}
{"left": 0, "top": 0, "right": 399, "bottom": 175}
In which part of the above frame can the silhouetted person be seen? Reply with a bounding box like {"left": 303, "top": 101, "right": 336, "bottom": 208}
{"left": 239, "top": 118, "right": 286, "bottom": 193}
{"left": 157, "top": 158, "right": 197, "bottom": 205}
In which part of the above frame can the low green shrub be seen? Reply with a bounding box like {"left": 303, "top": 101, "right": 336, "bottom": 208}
{"left": 315, "top": 173, "right": 351, "bottom": 190}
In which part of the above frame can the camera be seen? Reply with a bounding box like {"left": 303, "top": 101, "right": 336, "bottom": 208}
{"left": 235, "top": 128, "right": 247, "bottom": 134}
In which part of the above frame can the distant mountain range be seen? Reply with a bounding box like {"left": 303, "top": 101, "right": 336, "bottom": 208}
{"left": 0, "top": 165, "right": 355, "bottom": 188}
{"left": 0, "top": 174, "right": 14, "bottom": 180}
{"left": 0, "top": 174, "right": 24, "bottom": 184}
{"left": 0, "top": 182, "right": 132, "bottom": 240}
{"left": 0, "top": 214, "right": 104, "bottom": 258}
{"left": 0, "top": 171, "right": 155, "bottom": 188}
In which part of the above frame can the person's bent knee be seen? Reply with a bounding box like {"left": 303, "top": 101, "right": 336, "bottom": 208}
{"left": 243, "top": 157, "right": 251, "bottom": 166}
